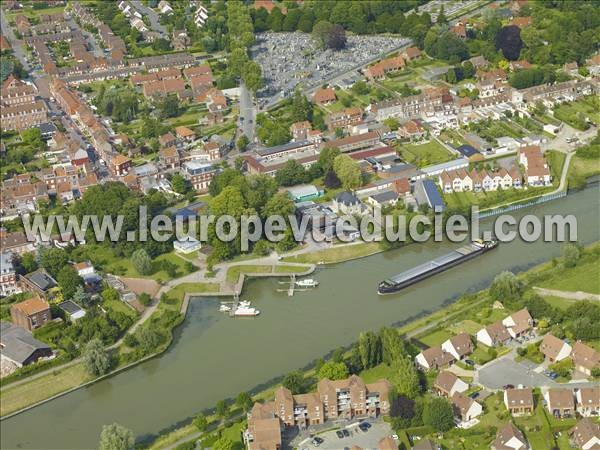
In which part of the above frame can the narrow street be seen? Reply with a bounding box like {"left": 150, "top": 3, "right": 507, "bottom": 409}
{"left": 130, "top": 0, "right": 168, "bottom": 38}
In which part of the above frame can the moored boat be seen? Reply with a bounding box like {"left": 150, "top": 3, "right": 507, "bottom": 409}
{"left": 378, "top": 239, "right": 498, "bottom": 294}
{"left": 296, "top": 278, "right": 319, "bottom": 288}
{"left": 234, "top": 305, "right": 260, "bottom": 316}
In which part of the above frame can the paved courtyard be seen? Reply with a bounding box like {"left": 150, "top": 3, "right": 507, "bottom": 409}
{"left": 294, "top": 420, "right": 394, "bottom": 450}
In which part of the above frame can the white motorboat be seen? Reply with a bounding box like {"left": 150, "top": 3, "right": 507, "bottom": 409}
{"left": 219, "top": 304, "right": 231, "bottom": 312}
{"left": 296, "top": 279, "right": 319, "bottom": 288}
{"left": 239, "top": 300, "right": 252, "bottom": 307}
{"left": 234, "top": 305, "right": 260, "bottom": 316}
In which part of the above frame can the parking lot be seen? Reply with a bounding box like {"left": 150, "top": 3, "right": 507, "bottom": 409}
{"left": 296, "top": 419, "right": 394, "bottom": 450}
{"left": 251, "top": 32, "right": 410, "bottom": 108}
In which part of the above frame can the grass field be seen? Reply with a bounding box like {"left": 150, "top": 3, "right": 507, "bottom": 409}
{"left": 104, "top": 251, "right": 194, "bottom": 282}
{"left": 447, "top": 319, "right": 482, "bottom": 335}
{"left": 282, "top": 242, "right": 381, "bottom": 264}
{"left": 359, "top": 363, "right": 396, "bottom": 384}
{"left": 226, "top": 265, "right": 272, "bottom": 284}
{"left": 167, "top": 282, "right": 220, "bottom": 300}
{"left": 539, "top": 257, "right": 600, "bottom": 294}
{"left": 418, "top": 328, "right": 453, "bottom": 347}
{"left": 396, "top": 140, "right": 454, "bottom": 167}
{"left": 104, "top": 298, "right": 138, "bottom": 320}
{"left": 0, "top": 363, "right": 90, "bottom": 417}
{"left": 273, "top": 265, "right": 310, "bottom": 274}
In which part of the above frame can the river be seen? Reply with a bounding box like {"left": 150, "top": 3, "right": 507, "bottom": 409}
{"left": 2, "top": 185, "right": 599, "bottom": 449}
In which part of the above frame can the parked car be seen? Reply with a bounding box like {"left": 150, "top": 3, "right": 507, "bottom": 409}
{"left": 342, "top": 429, "right": 350, "bottom": 437}
{"left": 503, "top": 384, "right": 515, "bottom": 390}
{"left": 312, "top": 437, "right": 324, "bottom": 446}
{"left": 465, "top": 359, "right": 475, "bottom": 366}
{"left": 469, "top": 392, "right": 480, "bottom": 399}
{"left": 336, "top": 431, "right": 344, "bottom": 439}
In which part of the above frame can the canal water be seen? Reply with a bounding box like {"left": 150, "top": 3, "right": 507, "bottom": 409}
{"left": 2, "top": 185, "right": 599, "bottom": 449}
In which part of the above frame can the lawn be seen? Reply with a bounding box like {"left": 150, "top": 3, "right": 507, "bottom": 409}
{"left": 104, "top": 298, "right": 138, "bottom": 320}
{"left": 553, "top": 96, "right": 600, "bottom": 129}
{"left": 0, "top": 362, "right": 90, "bottom": 417}
{"left": 568, "top": 153, "right": 600, "bottom": 189}
{"left": 167, "top": 104, "right": 208, "bottom": 128}
{"left": 418, "top": 328, "right": 453, "bottom": 347}
{"left": 226, "top": 265, "right": 272, "bottom": 284}
{"left": 470, "top": 345, "right": 496, "bottom": 365}
{"left": 166, "top": 282, "right": 220, "bottom": 301}
{"left": 539, "top": 257, "right": 600, "bottom": 294}
{"left": 273, "top": 265, "right": 310, "bottom": 274}
{"left": 7, "top": 5, "right": 65, "bottom": 19}
{"left": 396, "top": 140, "right": 454, "bottom": 167}
{"left": 542, "top": 296, "right": 581, "bottom": 311}
{"left": 359, "top": 363, "right": 396, "bottom": 384}
{"left": 444, "top": 184, "right": 556, "bottom": 211}
{"left": 447, "top": 319, "right": 482, "bottom": 336}
{"left": 282, "top": 242, "right": 381, "bottom": 264}
{"left": 104, "top": 250, "right": 194, "bottom": 282}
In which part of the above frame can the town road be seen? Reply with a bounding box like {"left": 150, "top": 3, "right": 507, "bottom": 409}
{"left": 239, "top": 82, "right": 257, "bottom": 143}
{"left": 130, "top": 0, "right": 168, "bottom": 38}
{"left": 0, "top": 7, "right": 31, "bottom": 71}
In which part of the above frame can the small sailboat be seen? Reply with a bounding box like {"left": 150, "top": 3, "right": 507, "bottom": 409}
{"left": 296, "top": 278, "right": 319, "bottom": 288}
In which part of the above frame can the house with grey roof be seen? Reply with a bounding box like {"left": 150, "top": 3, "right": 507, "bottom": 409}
{"left": 0, "top": 322, "right": 53, "bottom": 367}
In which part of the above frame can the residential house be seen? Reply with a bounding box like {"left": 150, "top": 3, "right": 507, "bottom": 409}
{"left": 0, "top": 230, "right": 36, "bottom": 255}
{"left": 571, "top": 342, "right": 600, "bottom": 377}
{"left": 434, "top": 371, "right": 469, "bottom": 398}
{"left": 450, "top": 22, "right": 467, "bottom": 39}
{"left": 175, "top": 126, "right": 196, "bottom": 143}
{"left": 576, "top": 387, "right": 600, "bottom": 417}
{"left": 157, "top": 0, "right": 173, "bottom": 14}
{"left": 0, "top": 322, "right": 53, "bottom": 367}
{"left": 159, "top": 132, "right": 177, "bottom": 148}
{"left": 332, "top": 192, "right": 363, "bottom": 215}
{"left": 545, "top": 389, "right": 575, "bottom": 418}
{"left": 326, "top": 107, "right": 363, "bottom": 131}
{"left": 502, "top": 308, "right": 533, "bottom": 339}
{"left": 570, "top": 418, "right": 600, "bottom": 450}
{"left": 509, "top": 60, "right": 533, "bottom": 71}
{"left": 415, "top": 346, "right": 455, "bottom": 371}
{"left": 1, "top": 252, "right": 21, "bottom": 296}
{"left": 476, "top": 321, "right": 511, "bottom": 347}
{"left": 504, "top": 388, "right": 534, "bottom": 416}
{"left": 402, "top": 47, "right": 421, "bottom": 61}
{"left": 367, "top": 191, "right": 399, "bottom": 209}
{"left": 313, "top": 88, "right": 336, "bottom": 105}
{"left": 586, "top": 54, "right": 600, "bottom": 76}
{"left": 19, "top": 269, "right": 57, "bottom": 300}
{"left": 452, "top": 392, "right": 483, "bottom": 422}
{"left": 59, "top": 300, "right": 86, "bottom": 321}
{"left": 364, "top": 56, "right": 405, "bottom": 80}
{"left": 244, "top": 402, "right": 282, "bottom": 450}
{"left": 290, "top": 121, "right": 312, "bottom": 141}
{"left": 10, "top": 296, "right": 51, "bottom": 331}
{"left": 540, "top": 334, "right": 572, "bottom": 363}
{"left": 518, "top": 145, "right": 551, "bottom": 186}
{"left": 194, "top": 4, "right": 209, "bottom": 27}
{"left": 398, "top": 120, "right": 426, "bottom": 141}
{"left": 172, "top": 29, "right": 190, "bottom": 51}
{"left": 441, "top": 333, "right": 474, "bottom": 361}
{"left": 491, "top": 422, "right": 530, "bottom": 450}
{"left": 72, "top": 261, "right": 94, "bottom": 278}
{"left": 203, "top": 141, "right": 223, "bottom": 161}
{"left": 109, "top": 154, "right": 132, "bottom": 177}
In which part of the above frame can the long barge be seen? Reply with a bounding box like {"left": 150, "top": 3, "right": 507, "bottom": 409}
{"left": 378, "top": 239, "right": 498, "bottom": 294}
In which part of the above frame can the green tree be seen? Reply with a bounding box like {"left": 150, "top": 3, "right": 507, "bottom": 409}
{"left": 171, "top": 174, "right": 191, "bottom": 194}
{"left": 83, "top": 338, "right": 111, "bottom": 377}
{"left": 392, "top": 356, "right": 420, "bottom": 398}
{"left": 99, "top": 423, "right": 135, "bottom": 450}
{"left": 262, "top": 192, "right": 295, "bottom": 218}
{"left": 57, "top": 265, "right": 84, "bottom": 300}
{"left": 241, "top": 60, "right": 263, "bottom": 93}
{"left": 423, "top": 397, "right": 454, "bottom": 432}
{"left": 215, "top": 399, "right": 229, "bottom": 420}
{"left": 333, "top": 154, "right": 362, "bottom": 190}
{"left": 137, "top": 327, "right": 161, "bottom": 354}
{"left": 236, "top": 391, "right": 253, "bottom": 412}
{"left": 282, "top": 371, "right": 305, "bottom": 394}
{"left": 380, "top": 327, "right": 405, "bottom": 365}
{"left": 157, "top": 94, "right": 180, "bottom": 118}
{"left": 318, "top": 361, "right": 349, "bottom": 380}
{"left": 193, "top": 413, "right": 208, "bottom": 432}
{"left": 383, "top": 117, "right": 400, "bottom": 131}
{"left": 39, "top": 247, "right": 69, "bottom": 278}
{"left": 561, "top": 243, "right": 581, "bottom": 268}
{"left": 317, "top": 146, "right": 341, "bottom": 173}
{"left": 237, "top": 135, "right": 250, "bottom": 151}
{"left": 275, "top": 159, "right": 307, "bottom": 186}
{"left": 131, "top": 249, "right": 153, "bottom": 276}
{"left": 17, "top": 252, "right": 38, "bottom": 274}
{"left": 358, "top": 331, "right": 382, "bottom": 369}
{"left": 213, "top": 437, "right": 235, "bottom": 450}
{"left": 489, "top": 271, "right": 523, "bottom": 302}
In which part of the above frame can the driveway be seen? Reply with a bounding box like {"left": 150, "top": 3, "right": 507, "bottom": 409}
{"left": 478, "top": 355, "right": 599, "bottom": 390}
{"left": 295, "top": 420, "right": 393, "bottom": 450}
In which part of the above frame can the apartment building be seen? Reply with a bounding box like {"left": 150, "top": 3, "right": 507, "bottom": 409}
{"left": 0, "top": 252, "right": 21, "bottom": 297}
{"left": 181, "top": 161, "right": 220, "bottom": 193}
{"left": 244, "top": 375, "right": 391, "bottom": 449}
{"left": 326, "top": 107, "right": 363, "bottom": 131}
{"left": 364, "top": 56, "right": 405, "bottom": 80}
{"left": 0, "top": 76, "right": 48, "bottom": 131}
{"left": 370, "top": 88, "right": 450, "bottom": 121}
